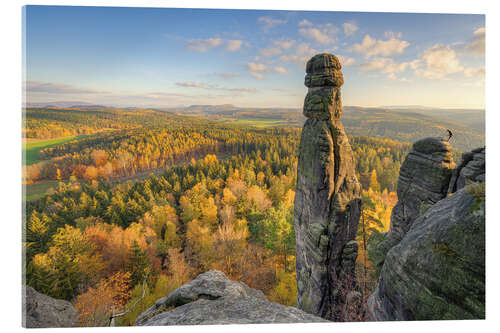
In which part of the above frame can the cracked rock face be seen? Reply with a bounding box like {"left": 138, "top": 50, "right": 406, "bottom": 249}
{"left": 367, "top": 182, "right": 485, "bottom": 320}
{"left": 367, "top": 146, "right": 485, "bottom": 321}
{"left": 373, "top": 137, "right": 455, "bottom": 267}
{"left": 135, "top": 270, "right": 326, "bottom": 326}
{"left": 448, "top": 147, "right": 485, "bottom": 194}
{"left": 23, "top": 285, "right": 79, "bottom": 328}
{"left": 294, "top": 53, "right": 362, "bottom": 321}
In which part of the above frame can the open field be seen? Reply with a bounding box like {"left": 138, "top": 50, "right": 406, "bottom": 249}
{"left": 24, "top": 180, "right": 60, "bottom": 201}
{"left": 219, "top": 118, "right": 290, "bottom": 128}
{"left": 23, "top": 136, "right": 86, "bottom": 165}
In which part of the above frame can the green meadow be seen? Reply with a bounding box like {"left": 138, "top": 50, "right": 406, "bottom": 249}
{"left": 23, "top": 136, "right": 85, "bottom": 166}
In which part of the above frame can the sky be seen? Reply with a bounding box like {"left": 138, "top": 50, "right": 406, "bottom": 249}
{"left": 24, "top": 6, "right": 485, "bottom": 109}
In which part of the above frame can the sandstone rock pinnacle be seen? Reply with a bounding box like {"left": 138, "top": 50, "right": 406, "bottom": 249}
{"left": 372, "top": 137, "right": 455, "bottom": 268}
{"left": 294, "top": 53, "right": 362, "bottom": 320}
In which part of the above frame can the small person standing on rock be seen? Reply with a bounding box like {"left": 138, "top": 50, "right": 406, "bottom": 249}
{"left": 445, "top": 129, "right": 453, "bottom": 142}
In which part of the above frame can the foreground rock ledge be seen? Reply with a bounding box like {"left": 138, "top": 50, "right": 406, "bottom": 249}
{"left": 23, "top": 285, "right": 79, "bottom": 328}
{"left": 136, "top": 270, "right": 327, "bottom": 326}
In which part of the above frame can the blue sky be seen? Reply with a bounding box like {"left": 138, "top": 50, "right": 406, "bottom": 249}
{"left": 24, "top": 6, "right": 485, "bottom": 108}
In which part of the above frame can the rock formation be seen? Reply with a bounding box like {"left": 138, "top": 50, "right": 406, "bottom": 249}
{"left": 372, "top": 137, "right": 455, "bottom": 268}
{"left": 23, "top": 285, "right": 79, "bottom": 328}
{"left": 136, "top": 270, "right": 326, "bottom": 325}
{"left": 448, "top": 147, "right": 485, "bottom": 194}
{"left": 367, "top": 146, "right": 485, "bottom": 320}
{"left": 294, "top": 53, "right": 362, "bottom": 320}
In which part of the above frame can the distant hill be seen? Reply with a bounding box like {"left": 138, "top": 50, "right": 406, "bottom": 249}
{"left": 160, "top": 104, "right": 484, "bottom": 151}
{"left": 25, "top": 101, "right": 108, "bottom": 109}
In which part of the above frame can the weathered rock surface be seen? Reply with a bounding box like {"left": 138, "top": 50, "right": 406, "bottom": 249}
{"left": 373, "top": 137, "right": 455, "bottom": 267}
{"left": 136, "top": 270, "right": 326, "bottom": 326}
{"left": 23, "top": 285, "right": 79, "bottom": 328}
{"left": 295, "top": 53, "right": 362, "bottom": 320}
{"left": 448, "top": 147, "right": 485, "bottom": 194}
{"left": 367, "top": 182, "right": 485, "bottom": 320}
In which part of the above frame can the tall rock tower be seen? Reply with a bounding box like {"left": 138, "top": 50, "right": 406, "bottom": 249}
{"left": 294, "top": 53, "right": 362, "bottom": 320}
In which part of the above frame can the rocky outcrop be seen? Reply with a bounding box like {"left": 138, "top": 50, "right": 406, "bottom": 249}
{"left": 367, "top": 147, "right": 485, "bottom": 321}
{"left": 294, "top": 53, "right": 362, "bottom": 320}
{"left": 373, "top": 137, "right": 455, "bottom": 267}
{"left": 136, "top": 270, "right": 326, "bottom": 326}
{"left": 448, "top": 147, "right": 485, "bottom": 194}
{"left": 23, "top": 285, "right": 79, "bottom": 328}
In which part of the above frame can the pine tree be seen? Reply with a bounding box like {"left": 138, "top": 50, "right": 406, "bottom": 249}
{"left": 127, "top": 241, "right": 150, "bottom": 286}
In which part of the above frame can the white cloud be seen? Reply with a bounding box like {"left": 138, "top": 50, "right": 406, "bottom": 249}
{"left": 25, "top": 81, "right": 109, "bottom": 94}
{"left": 247, "top": 62, "right": 267, "bottom": 72}
{"left": 225, "top": 40, "right": 243, "bottom": 51}
{"left": 342, "top": 22, "right": 358, "bottom": 36}
{"left": 273, "top": 39, "right": 295, "bottom": 50}
{"left": 260, "top": 46, "right": 282, "bottom": 57}
{"left": 249, "top": 72, "right": 265, "bottom": 80}
{"left": 280, "top": 43, "right": 317, "bottom": 67}
{"left": 359, "top": 57, "right": 419, "bottom": 81}
{"left": 299, "top": 28, "right": 333, "bottom": 45}
{"left": 185, "top": 38, "right": 223, "bottom": 52}
{"left": 338, "top": 55, "right": 356, "bottom": 66}
{"left": 247, "top": 62, "right": 268, "bottom": 79}
{"left": 298, "top": 19, "right": 313, "bottom": 27}
{"left": 464, "top": 67, "right": 485, "bottom": 77}
{"left": 258, "top": 16, "right": 286, "bottom": 30}
{"left": 464, "top": 27, "right": 485, "bottom": 56}
{"left": 415, "top": 44, "right": 464, "bottom": 79}
{"left": 349, "top": 34, "right": 410, "bottom": 58}
{"left": 185, "top": 38, "right": 243, "bottom": 52}
{"left": 299, "top": 23, "right": 338, "bottom": 45}
{"left": 274, "top": 66, "right": 288, "bottom": 74}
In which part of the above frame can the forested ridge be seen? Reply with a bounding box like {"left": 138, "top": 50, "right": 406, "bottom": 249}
{"left": 23, "top": 107, "right": 429, "bottom": 326}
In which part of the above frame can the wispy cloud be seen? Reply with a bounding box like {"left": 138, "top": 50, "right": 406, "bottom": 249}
{"left": 247, "top": 62, "right": 268, "bottom": 79}
{"left": 214, "top": 72, "right": 241, "bottom": 80}
{"left": 25, "top": 81, "right": 109, "bottom": 94}
{"left": 185, "top": 38, "right": 223, "bottom": 52}
{"left": 298, "top": 19, "right": 313, "bottom": 27}
{"left": 257, "top": 16, "right": 286, "bottom": 31}
{"left": 260, "top": 46, "right": 282, "bottom": 57}
{"left": 176, "top": 81, "right": 218, "bottom": 89}
{"left": 457, "top": 27, "right": 485, "bottom": 56}
{"left": 175, "top": 81, "right": 257, "bottom": 93}
{"left": 280, "top": 43, "right": 317, "bottom": 67}
{"left": 349, "top": 33, "right": 410, "bottom": 58}
{"left": 274, "top": 66, "right": 288, "bottom": 74}
{"left": 273, "top": 39, "right": 295, "bottom": 50}
{"left": 360, "top": 57, "right": 417, "bottom": 81}
{"left": 299, "top": 23, "right": 338, "bottom": 45}
{"left": 185, "top": 38, "right": 242, "bottom": 52}
{"left": 342, "top": 22, "right": 359, "bottom": 36}
{"left": 225, "top": 40, "right": 243, "bottom": 51}
{"left": 337, "top": 55, "right": 356, "bottom": 66}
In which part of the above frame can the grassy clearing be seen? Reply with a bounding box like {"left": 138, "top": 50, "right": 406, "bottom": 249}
{"left": 23, "top": 136, "right": 86, "bottom": 165}
{"left": 24, "top": 181, "right": 60, "bottom": 201}
{"left": 220, "top": 118, "right": 290, "bottom": 128}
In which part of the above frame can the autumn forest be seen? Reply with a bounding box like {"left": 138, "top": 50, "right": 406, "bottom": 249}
{"left": 23, "top": 106, "right": 466, "bottom": 326}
